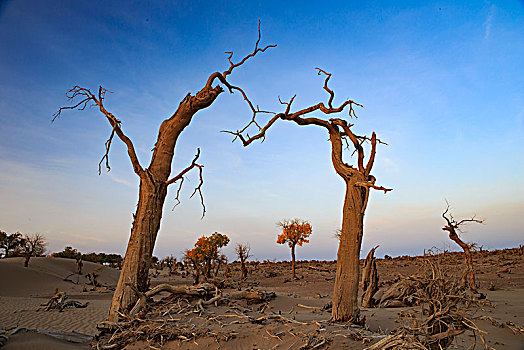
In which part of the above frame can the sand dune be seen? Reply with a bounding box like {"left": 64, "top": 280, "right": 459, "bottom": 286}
{"left": 0, "top": 257, "right": 119, "bottom": 297}
{"left": 0, "top": 257, "right": 120, "bottom": 347}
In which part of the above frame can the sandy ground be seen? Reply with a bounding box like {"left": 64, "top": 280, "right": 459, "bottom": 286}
{"left": 0, "top": 249, "right": 523, "bottom": 349}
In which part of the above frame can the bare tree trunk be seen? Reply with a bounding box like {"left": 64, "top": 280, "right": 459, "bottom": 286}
{"left": 24, "top": 254, "right": 30, "bottom": 267}
{"left": 107, "top": 177, "right": 167, "bottom": 320}
{"left": 441, "top": 203, "right": 484, "bottom": 297}
{"left": 240, "top": 258, "right": 248, "bottom": 280}
{"left": 332, "top": 180, "right": 366, "bottom": 321}
{"left": 107, "top": 87, "right": 223, "bottom": 322}
{"left": 448, "top": 232, "right": 478, "bottom": 294}
{"left": 291, "top": 244, "right": 296, "bottom": 279}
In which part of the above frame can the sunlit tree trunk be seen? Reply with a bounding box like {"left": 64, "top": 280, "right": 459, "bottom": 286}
{"left": 331, "top": 179, "right": 366, "bottom": 320}
{"left": 107, "top": 88, "right": 222, "bottom": 321}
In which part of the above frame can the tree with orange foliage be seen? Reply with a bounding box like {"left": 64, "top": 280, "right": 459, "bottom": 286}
{"left": 277, "top": 219, "right": 312, "bottom": 279}
{"left": 185, "top": 232, "right": 230, "bottom": 283}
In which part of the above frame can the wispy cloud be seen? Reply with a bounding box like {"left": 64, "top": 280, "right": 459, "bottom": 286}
{"left": 484, "top": 5, "right": 496, "bottom": 40}
{"left": 107, "top": 172, "right": 134, "bottom": 188}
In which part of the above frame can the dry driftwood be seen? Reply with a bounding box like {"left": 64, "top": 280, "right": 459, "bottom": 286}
{"left": 85, "top": 272, "right": 100, "bottom": 287}
{"left": 366, "top": 253, "right": 490, "bottom": 350}
{"left": 378, "top": 278, "right": 421, "bottom": 307}
{"left": 96, "top": 282, "right": 278, "bottom": 349}
{"left": 39, "top": 290, "right": 89, "bottom": 311}
{"left": 361, "top": 246, "right": 379, "bottom": 307}
{"left": 127, "top": 282, "right": 275, "bottom": 318}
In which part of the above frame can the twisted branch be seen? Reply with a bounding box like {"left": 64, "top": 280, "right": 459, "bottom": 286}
{"left": 166, "top": 148, "right": 206, "bottom": 218}
{"left": 222, "top": 19, "right": 277, "bottom": 79}
{"left": 53, "top": 86, "right": 145, "bottom": 177}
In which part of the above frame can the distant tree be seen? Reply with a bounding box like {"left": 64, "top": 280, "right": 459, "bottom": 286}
{"left": 0, "top": 231, "right": 23, "bottom": 258}
{"left": 277, "top": 219, "right": 312, "bottom": 279}
{"left": 235, "top": 243, "right": 252, "bottom": 280}
{"left": 0, "top": 231, "right": 6, "bottom": 258}
{"left": 186, "top": 232, "right": 230, "bottom": 282}
{"left": 0, "top": 231, "right": 5, "bottom": 257}
{"left": 52, "top": 248, "right": 123, "bottom": 268}
{"left": 161, "top": 255, "right": 177, "bottom": 275}
{"left": 20, "top": 233, "right": 47, "bottom": 267}
{"left": 442, "top": 201, "right": 484, "bottom": 295}
{"left": 52, "top": 246, "right": 81, "bottom": 259}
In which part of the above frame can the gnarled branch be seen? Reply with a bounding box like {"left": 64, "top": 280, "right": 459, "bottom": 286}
{"left": 53, "top": 86, "right": 145, "bottom": 178}
{"left": 166, "top": 148, "right": 206, "bottom": 218}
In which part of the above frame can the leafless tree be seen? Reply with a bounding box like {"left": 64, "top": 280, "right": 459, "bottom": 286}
{"left": 226, "top": 69, "right": 391, "bottom": 322}
{"left": 21, "top": 233, "right": 47, "bottom": 267}
{"left": 235, "top": 243, "right": 252, "bottom": 280}
{"left": 54, "top": 22, "right": 275, "bottom": 322}
{"left": 161, "top": 256, "right": 177, "bottom": 276}
{"left": 442, "top": 201, "right": 484, "bottom": 295}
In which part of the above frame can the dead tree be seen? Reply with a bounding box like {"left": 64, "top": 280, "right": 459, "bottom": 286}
{"left": 235, "top": 243, "right": 252, "bottom": 279}
{"left": 442, "top": 201, "right": 484, "bottom": 295}
{"left": 161, "top": 256, "right": 176, "bottom": 276}
{"left": 21, "top": 233, "right": 47, "bottom": 267}
{"left": 225, "top": 69, "right": 391, "bottom": 322}
{"left": 361, "top": 246, "right": 379, "bottom": 308}
{"left": 53, "top": 22, "right": 275, "bottom": 322}
{"left": 75, "top": 257, "right": 83, "bottom": 275}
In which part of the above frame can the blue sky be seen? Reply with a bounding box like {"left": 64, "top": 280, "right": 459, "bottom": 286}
{"left": 0, "top": 1, "right": 523, "bottom": 261}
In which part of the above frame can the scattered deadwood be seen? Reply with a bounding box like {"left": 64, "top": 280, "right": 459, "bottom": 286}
{"left": 378, "top": 277, "right": 422, "bottom": 308}
{"left": 306, "top": 265, "right": 331, "bottom": 273}
{"left": 95, "top": 283, "right": 276, "bottom": 349}
{"left": 361, "top": 246, "right": 379, "bottom": 308}
{"left": 476, "top": 315, "right": 524, "bottom": 335}
{"left": 85, "top": 272, "right": 101, "bottom": 287}
{"left": 127, "top": 282, "right": 276, "bottom": 318}
{"left": 39, "top": 289, "right": 89, "bottom": 312}
{"left": 365, "top": 253, "right": 491, "bottom": 350}
{"left": 300, "top": 335, "right": 329, "bottom": 349}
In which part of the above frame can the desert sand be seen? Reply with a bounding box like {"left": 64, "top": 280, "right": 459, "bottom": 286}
{"left": 0, "top": 250, "right": 523, "bottom": 349}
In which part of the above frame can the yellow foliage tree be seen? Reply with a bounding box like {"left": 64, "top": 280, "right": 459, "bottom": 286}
{"left": 185, "top": 232, "right": 230, "bottom": 282}
{"left": 277, "top": 219, "right": 312, "bottom": 279}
